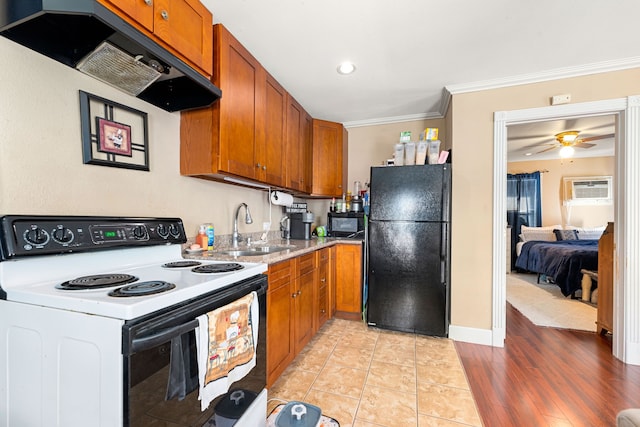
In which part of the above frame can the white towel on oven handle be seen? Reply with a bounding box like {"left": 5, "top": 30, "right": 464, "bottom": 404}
{"left": 195, "top": 291, "right": 259, "bottom": 411}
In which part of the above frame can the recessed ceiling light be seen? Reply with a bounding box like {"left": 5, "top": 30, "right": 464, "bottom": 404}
{"left": 525, "top": 152, "right": 533, "bottom": 156}
{"left": 337, "top": 62, "right": 356, "bottom": 75}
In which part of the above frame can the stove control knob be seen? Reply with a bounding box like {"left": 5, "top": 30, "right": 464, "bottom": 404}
{"left": 52, "top": 225, "right": 74, "bottom": 244}
{"left": 132, "top": 225, "right": 147, "bottom": 240}
{"left": 156, "top": 224, "right": 169, "bottom": 238}
{"left": 24, "top": 226, "right": 50, "bottom": 246}
{"left": 169, "top": 223, "right": 181, "bottom": 238}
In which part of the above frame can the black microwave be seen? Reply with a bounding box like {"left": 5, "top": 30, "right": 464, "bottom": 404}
{"left": 327, "top": 212, "right": 365, "bottom": 238}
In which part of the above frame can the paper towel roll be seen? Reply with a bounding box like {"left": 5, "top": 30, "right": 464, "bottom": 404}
{"left": 270, "top": 191, "right": 293, "bottom": 207}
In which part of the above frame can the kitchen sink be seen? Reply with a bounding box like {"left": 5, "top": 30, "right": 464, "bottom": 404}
{"left": 214, "top": 245, "right": 293, "bottom": 257}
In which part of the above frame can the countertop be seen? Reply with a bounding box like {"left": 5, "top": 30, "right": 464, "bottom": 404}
{"left": 183, "top": 237, "right": 363, "bottom": 265}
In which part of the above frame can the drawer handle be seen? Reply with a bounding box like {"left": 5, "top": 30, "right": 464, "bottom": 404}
{"left": 144, "top": 0, "right": 152, "bottom": 6}
{"left": 320, "top": 278, "right": 326, "bottom": 283}
{"left": 161, "top": 10, "right": 169, "bottom": 20}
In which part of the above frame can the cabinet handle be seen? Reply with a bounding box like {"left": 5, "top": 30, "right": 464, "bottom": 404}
{"left": 160, "top": 10, "right": 169, "bottom": 20}
{"left": 291, "top": 293, "right": 297, "bottom": 298}
{"left": 256, "top": 163, "right": 261, "bottom": 168}
{"left": 144, "top": 0, "right": 152, "bottom": 6}
{"left": 262, "top": 165, "right": 267, "bottom": 170}
{"left": 297, "top": 290, "right": 302, "bottom": 296}
{"left": 321, "top": 309, "right": 326, "bottom": 314}
{"left": 320, "top": 278, "right": 326, "bottom": 283}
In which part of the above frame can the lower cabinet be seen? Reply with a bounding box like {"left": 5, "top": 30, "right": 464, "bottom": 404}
{"left": 266, "top": 244, "right": 358, "bottom": 387}
{"left": 266, "top": 259, "right": 294, "bottom": 388}
{"left": 315, "top": 248, "right": 331, "bottom": 332}
{"left": 293, "top": 252, "right": 316, "bottom": 355}
{"left": 335, "top": 243, "right": 363, "bottom": 320}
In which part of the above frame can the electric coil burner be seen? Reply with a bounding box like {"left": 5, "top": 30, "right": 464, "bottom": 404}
{"left": 57, "top": 273, "right": 138, "bottom": 290}
{"left": 108, "top": 280, "right": 176, "bottom": 297}
{"left": 192, "top": 262, "right": 244, "bottom": 274}
{"left": 162, "top": 260, "right": 202, "bottom": 268}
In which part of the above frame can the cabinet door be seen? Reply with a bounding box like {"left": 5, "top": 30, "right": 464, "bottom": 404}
{"left": 335, "top": 244, "right": 362, "bottom": 319}
{"left": 294, "top": 269, "right": 315, "bottom": 354}
{"left": 217, "top": 26, "right": 262, "bottom": 179}
{"left": 266, "top": 260, "right": 294, "bottom": 388}
{"left": 285, "top": 95, "right": 312, "bottom": 193}
{"left": 153, "top": 0, "right": 213, "bottom": 76}
{"left": 285, "top": 95, "right": 303, "bottom": 191}
{"left": 302, "top": 112, "right": 313, "bottom": 194}
{"left": 312, "top": 119, "right": 345, "bottom": 197}
{"left": 316, "top": 248, "right": 330, "bottom": 330}
{"left": 260, "top": 73, "right": 286, "bottom": 186}
{"left": 100, "top": 0, "right": 153, "bottom": 31}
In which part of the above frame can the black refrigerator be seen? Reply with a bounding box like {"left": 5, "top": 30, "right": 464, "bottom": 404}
{"left": 366, "top": 164, "right": 451, "bottom": 337}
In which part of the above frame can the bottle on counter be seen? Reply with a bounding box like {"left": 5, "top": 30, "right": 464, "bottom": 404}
{"left": 330, "top": 197, "right": 336, "bottom": 212}
{"left": 346, "top": 191, "right": 352, "bottom": 211}
{"left": 206, "top": 224, "right": 215, "bottom": 251}
{"left": 196, "top": 225, "right": 208, "bottom": 249}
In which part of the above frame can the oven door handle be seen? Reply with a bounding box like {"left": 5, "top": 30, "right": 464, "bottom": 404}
{"left": 130, "top": 319, "right": 199, "bottom": 353}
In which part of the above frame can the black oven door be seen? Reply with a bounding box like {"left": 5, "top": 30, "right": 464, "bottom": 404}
{"left": 121, "top": 274, "right": 267, "bottom": 427}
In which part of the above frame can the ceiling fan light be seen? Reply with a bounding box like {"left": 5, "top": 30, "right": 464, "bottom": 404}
{"left": 559, "top": 145, "right": 575, "bottom": 158}
{"left": 556, "top": 130, "right": 579, "bottom": 143}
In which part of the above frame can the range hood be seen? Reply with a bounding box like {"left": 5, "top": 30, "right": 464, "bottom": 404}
{"left": 0, "top": 1, "right": 221, "bottom": 112}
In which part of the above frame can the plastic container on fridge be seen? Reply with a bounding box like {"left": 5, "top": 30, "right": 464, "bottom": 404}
{"left": 404, "top": 142, "right": 416, "bottom": 165}
{"left": 394, "top": 143, "right": 405, "bottom": 166}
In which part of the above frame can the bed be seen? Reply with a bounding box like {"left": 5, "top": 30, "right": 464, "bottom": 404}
{"left": 512, "top": 225, "right": 605, "bottom": 297}
{"left": 515, "top": 239, "right": 599, "bottom": 297}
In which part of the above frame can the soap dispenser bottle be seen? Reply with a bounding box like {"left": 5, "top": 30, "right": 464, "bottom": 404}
{"left": 196, "top": 225, "right": 208, "bottom": 249}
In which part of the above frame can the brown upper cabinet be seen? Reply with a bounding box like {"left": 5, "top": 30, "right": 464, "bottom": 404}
{"left": 180, "top": 24, "right": 287, "bottom": 186}
{"left": 285, "top": 95, "right": 313, "bottom": 193}
{"left": 98, "top": 0, "right": 213, "bottom": 77}
{"left": 312, "top": 119, "right": 348, "bottom": 197}
{"left": 180, "top": 24, "right": 347, "bottom": 195}
{"left": 180, "top": 24, "right": 285, "bottom": 186}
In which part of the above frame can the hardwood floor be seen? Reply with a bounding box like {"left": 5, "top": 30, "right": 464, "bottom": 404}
{"left": 455, "top": 303, "right": 640, "bottom": 427}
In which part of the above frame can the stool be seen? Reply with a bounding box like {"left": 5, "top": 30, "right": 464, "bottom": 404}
{"left": 580, "top": 269, "right": 598, "bottom": 302}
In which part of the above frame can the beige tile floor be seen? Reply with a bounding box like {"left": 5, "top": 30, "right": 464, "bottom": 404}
{"left": 267, "top": 318, "right": 482, "bottom": 427}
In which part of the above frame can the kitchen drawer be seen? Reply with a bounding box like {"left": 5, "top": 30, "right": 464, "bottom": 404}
{"left": 296, "top": 252, "right": 316, "bottom": 277}
{"left": 268, "top": 259, "right": 292, "bottom": 293}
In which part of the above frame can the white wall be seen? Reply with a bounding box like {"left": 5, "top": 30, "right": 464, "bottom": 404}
{"left": 0, "top": 37, "right": 328, "bottom": 241}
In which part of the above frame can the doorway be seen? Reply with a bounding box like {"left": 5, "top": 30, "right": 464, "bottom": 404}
{"left": 492, "top": 96, "right": 640, "bottom": 365}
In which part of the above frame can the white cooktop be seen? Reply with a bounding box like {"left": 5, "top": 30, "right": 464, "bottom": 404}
{"left": 0, "top": 245, "right": 267, "bottom": 320}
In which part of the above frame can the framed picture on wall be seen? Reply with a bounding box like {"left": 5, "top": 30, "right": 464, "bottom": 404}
{"left": 79, "top": 90, "right": 149, "bottom": 171}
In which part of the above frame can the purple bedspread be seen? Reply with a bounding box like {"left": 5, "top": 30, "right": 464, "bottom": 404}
{"left": 515, "top": 240, "right": 598, "bottom": 296}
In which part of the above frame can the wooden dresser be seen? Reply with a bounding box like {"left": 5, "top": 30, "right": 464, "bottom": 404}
{"left": 597, "top": 222, "right": 614, "bottom": 335}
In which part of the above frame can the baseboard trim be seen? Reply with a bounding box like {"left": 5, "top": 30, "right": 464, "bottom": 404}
{"left": 448, "top": 325, "right": 494, "bottom": 346}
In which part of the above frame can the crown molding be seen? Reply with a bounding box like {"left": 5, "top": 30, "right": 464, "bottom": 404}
{"left": 344, "top": 57, "right": 640, "bottom": 129}
{"left": 343, "top": 111, "right": 441, "bottom": 129}
{"left": 445, "top": 57, "right": 640, "bottom": 96}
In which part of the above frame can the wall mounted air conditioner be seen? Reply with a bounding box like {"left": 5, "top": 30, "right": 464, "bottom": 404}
{"left": 563, "top": 176, "right": 613, "bottom": 206}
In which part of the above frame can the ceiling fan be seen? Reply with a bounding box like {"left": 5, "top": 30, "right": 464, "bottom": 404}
{"left": 535, "top": 130, "right": 615, "bottom": 158}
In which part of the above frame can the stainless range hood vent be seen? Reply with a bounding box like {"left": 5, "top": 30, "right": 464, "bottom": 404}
{"left": 76, "top": 42, "right": 161, "bottom": 97}
{"left": 0, "top": 1, "right": 221, "bottom": 112}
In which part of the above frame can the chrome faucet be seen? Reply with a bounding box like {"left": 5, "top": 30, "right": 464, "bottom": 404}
{"left": 232, "top": 203, "right": 253, "bottom": 248}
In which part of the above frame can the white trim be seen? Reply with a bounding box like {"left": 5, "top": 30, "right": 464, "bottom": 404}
{"left": 343, "top": 112, "right": 441, "bottom": 129}
{"left": 448, "top": 325, "right": 493, "bottom": 346}
{"left": 448, "top": 57, "right": 640, "bottom": 95}
{"left": 344, "top": 57, "right": 640, "bottom": 130}
{"left": 493, "top": 96, "right": 640, "bottom": 366}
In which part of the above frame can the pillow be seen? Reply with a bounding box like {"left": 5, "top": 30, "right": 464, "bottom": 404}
{"left": 520, "top": 231, "right": 556, "bottom": 242}
{"left": 577, "top": 226, "right": 606, "bottom": 240}
{"left": 554, "top": 229, "right": 579, "bottom": 241}
{"left": 519, "top": 225, "right": 560, "bottom": 242}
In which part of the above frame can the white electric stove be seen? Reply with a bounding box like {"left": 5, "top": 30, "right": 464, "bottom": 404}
{"left": 0, "top": 215, "right": 268, "bottom": 427}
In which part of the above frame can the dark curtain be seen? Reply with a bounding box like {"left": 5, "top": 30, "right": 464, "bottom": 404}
{"left": 507, "top": 172, "right": 542, "bottom": 270}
